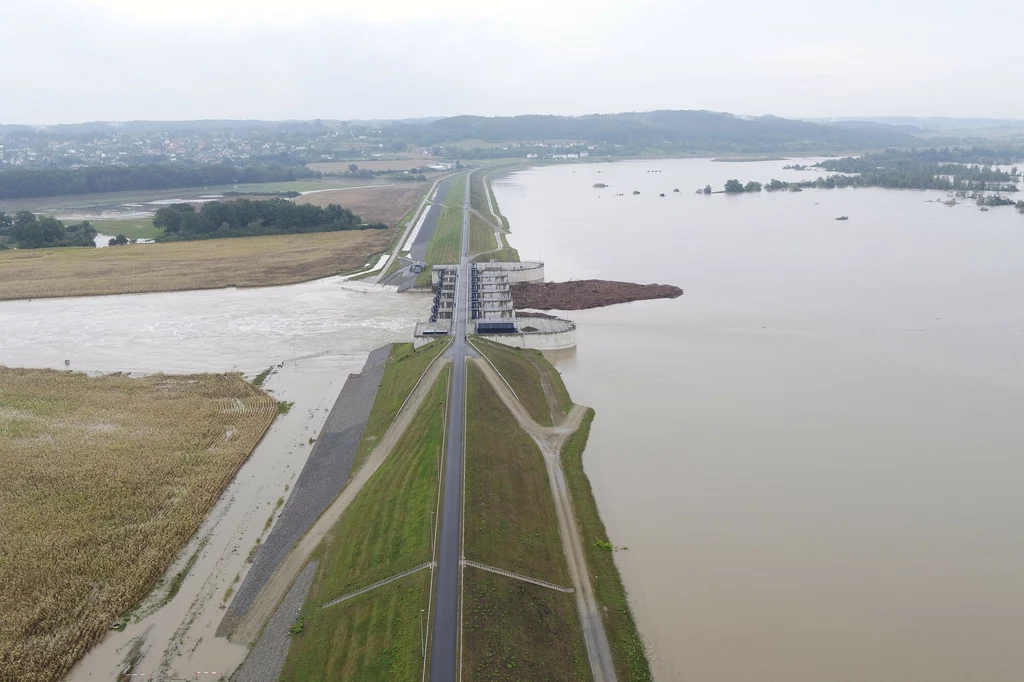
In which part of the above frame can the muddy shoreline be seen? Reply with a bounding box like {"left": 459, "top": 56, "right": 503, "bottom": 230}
{"left": 511, "top": 279, "right": 683, "bottom": 310}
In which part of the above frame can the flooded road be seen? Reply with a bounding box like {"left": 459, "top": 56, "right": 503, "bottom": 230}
{"left": 494, "top": 159, "right": 1024, "bottom": 682}
{"left": 0, "top": 277, "right": 427, "bottom": 680}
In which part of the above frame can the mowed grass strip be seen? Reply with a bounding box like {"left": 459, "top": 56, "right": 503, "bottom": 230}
{"left": 282, "top": 368, "right": 448, "bottom": 680}
{"left": 443, "top": 173, "right": 467, "bottom": 209}
{"left": 353, "top": 340, "right": 447, "bottom": 474}
{"left": 464, "top": 363, "right": 569, "bottom": 584}
{"left": 462, "top": 570, "right": 591, "bottom": 682}
{"left": 425, "top": 205, "right": 463, "bottom": 265}
{"left": 471, "top": 338, "right": 572, "bottom": 427}
{"left": 469, "top": 171, "right": 488, "bottom": 214}
{"left": 469, "top": 213, "right": 496, "bottom": 254}
{"left": 0, "top": 368, "right": 276, "bottom": 682}
{"left": 0, "top": 228, "right": 394, "bottom": 300}
{"left": 87, "top": 217, "right": 162, "bottom": 240}
{"left": 561, "top": 410, "right": 653, "bottom": 681}
{"left": 281, "top": 571, "right": 430, "bottom": 682}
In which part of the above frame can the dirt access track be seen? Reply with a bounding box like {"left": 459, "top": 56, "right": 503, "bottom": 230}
{"left": 511, "top": 279, "right": 683, "bottom": 310}
{"left": 294, "top": 183, "right": 427, "bottom": 227}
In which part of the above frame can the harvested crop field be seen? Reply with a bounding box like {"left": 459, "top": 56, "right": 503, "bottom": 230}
{"left": 0, "top": 228, "right": 394, "bottom": 300}
{"left": 294, "top": 184, "right": 427, "bottom": 227}
{"left": 510, "top": 280, "right": 683, "bottom": 310}
{"left": 307, "top": 159, "right": 441, "bottom": 173}
{"left": 0, "top": 368, "right": 277, "bottom": 682}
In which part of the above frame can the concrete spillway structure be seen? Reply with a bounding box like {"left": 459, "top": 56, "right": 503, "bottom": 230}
{"left": 414, "top": 261, "right": 577, "bottom": 350}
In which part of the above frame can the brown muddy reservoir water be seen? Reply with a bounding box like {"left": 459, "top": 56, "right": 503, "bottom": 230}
{"left": 494, "top": 159, "right": 1024, "bottom": 682}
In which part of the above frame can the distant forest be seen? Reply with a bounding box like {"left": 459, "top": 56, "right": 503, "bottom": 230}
{"left": 153, "top": 199, "right": 383, "bottom": 241}
{"left": 0, "top": 211, "right": 96, "bottom": 249}
{"left": 714, "top": 148, "right": 1021, "bottom": 193}
{"left": 0, "top": 163, "right": 317, "bottom": 200}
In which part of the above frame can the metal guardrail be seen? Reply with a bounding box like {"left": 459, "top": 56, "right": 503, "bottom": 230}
{"left": 462, "top": 560, "right": 574, "bottom": 593}
{"left": 321, "top": 562, "right": 435, "bottom": 609}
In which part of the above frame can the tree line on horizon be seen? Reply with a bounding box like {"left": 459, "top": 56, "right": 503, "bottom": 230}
{"left": 0, "top": 162, "right": 318, "bottom": 201}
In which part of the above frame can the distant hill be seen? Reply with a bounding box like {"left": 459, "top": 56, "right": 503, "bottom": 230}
{"left": 389, "top": 110, "right": 922, "bottom": 154}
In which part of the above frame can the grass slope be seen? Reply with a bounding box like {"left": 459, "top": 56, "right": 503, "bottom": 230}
{"left": 353, "top": 340, "right": 447, "bottom": 473}
{"left": 0, "top": 228, "right": 394, "bottom": 300}
{"left": 471, "top": 338, "right": 572, "bottom": 427}
{"left": 462, "top": 570, "right": 590, "bottom": 682}
{"left": 0, "top": 369, "right": 276, "bottom": 682}
{"left": 464, "top": 363, "right": 568, "bottom": 584}
{"left": 282, "top": 368, "right": 449, "bottom": 681}
{"left": 561, "top": 410, "right": 653, "bottom": 682}
{"left": 282, "top": 572, "right": 431, "bottom": 682}
{"left": 469, "top": 213, "right": 496, "bottom": 254}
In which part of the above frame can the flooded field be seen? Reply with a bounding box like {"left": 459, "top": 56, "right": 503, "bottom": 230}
{"left": 495, "top": 158, "right": 1024, "bottom": 682}
{"left": 0, "top": 278, "right": 427, "bottom": 680}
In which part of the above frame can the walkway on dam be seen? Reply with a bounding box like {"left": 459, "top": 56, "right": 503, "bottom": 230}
{"left": 428, "top": 172, "right": 473, "bottom": 680}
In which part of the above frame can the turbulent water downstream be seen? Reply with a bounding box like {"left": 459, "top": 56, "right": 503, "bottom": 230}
{"left": 494, "top": 158, "right": 1024, "bottom": 682}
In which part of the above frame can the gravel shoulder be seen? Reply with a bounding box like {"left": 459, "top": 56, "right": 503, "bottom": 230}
{"left": 218, "top": 345, "right": 392, "bottom": 637}
{"left": 231, "top": 561, "right": 318, "bottom": 682}
{"left": 224, "top": 355, "right": 452, "bottom": 647}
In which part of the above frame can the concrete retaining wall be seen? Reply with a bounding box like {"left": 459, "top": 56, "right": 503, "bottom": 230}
{"left": 478, "top": 260, "right": 545, "bottom": 283}
{"left": 478, "top": 327, "right": 577, "bottom": 351}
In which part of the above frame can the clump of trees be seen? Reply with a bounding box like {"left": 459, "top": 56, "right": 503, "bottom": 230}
{"left": 0, "top": 163, "right": 318, "bottom": 201}
{"left": 724, "top": 179, "right": 762, "bottom": 193}
{"left": 153, "top": 199, "right": 384, "bottom": 241}
{"left": 0, "top": 211, "right": 97, "bottom": 249}
{"left": 976, "top": 194, "right": 1017, "bottom": 207}
{"left": 107, "top": 234, "right": 135, "bottom": 246}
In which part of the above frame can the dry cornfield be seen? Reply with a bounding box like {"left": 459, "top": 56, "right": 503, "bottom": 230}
{"left": 0, "top": 228, "right": 395, "bottom": 301}
{"left": 293, "top": 183, "right": 426, "bottom": 227}
{"left": 0, "top": 368, "right": 277, "bottom": 681}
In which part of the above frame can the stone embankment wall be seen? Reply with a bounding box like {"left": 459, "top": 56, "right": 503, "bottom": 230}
{"left": 476, "top": 315, "right": 577, "bottom": 351}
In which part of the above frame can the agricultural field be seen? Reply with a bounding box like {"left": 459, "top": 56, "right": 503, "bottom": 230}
{"left": 461, "top": 364, "right": 589, "bottom": 680}
{"left": 294, "top": 183, "right": 428, "bottom": 227}
{"left": 307, "top": 159, "right": 441, "bottom": 173}
{"left": 282, "top": 369, "right": 449, "bottom": 680}
{"left": 2, "top": 179, "right": 363, "bottom": 215}
{"left": 0, "top": 368, "right": 277, "bottom": 682}
{"left": 0, "top": 228, "right": 394, "bottom": 300}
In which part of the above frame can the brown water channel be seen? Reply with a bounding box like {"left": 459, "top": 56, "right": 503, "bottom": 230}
{"left": 494, "top": 158, "right": 1024, "bottom": 682}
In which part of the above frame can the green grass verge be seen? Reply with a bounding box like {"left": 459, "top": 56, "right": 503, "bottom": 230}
{"left": 282, "top": 571, "right": 431, "bottom": 682}
{"left": 464, "top": 363, "right": 568, "bottom": 583}
{"left": 561, "top": 410, "right": 653, "bottom": 681}
{"left": 471, "top": 338, "right": 572, "bottom": 427}
{"left": 281, "top": 368, "right": 449, "bottom": 681}
{"left": 443, "top": 173, "right": 467, "bottom": 209}
{"left": 423, "top": 205, "right": 463, "bottom": 267}
{"left": 469, "top": 213, "right": 496, "bottom": 254}
{"left": 473, "top": 246, "right": 520, "bottom": 263}
{"left": 469, "top": 172, "right": 488, "bottom": 214}
{"left": 462, "top": 570, "right": 591, "bottom": 682}
{"left": 87, "top": 218, "right": 162, "bottom": 240}
{"left": 352, "top": 340, "right": 447, "bottom": 473}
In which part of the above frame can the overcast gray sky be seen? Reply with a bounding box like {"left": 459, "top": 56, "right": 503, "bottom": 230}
{"left": 3, "top": 0, "right": 1022, "bottom": 124}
